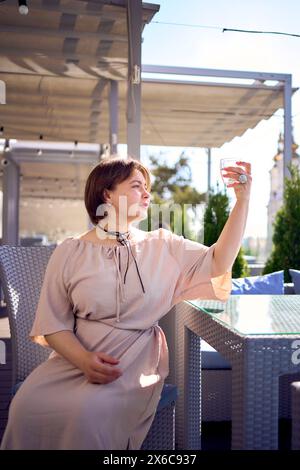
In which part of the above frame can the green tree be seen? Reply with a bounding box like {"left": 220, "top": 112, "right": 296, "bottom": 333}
{"left": 263, "top": 163, "right": 300, "bottom": 282}
{"left": 139, "top": 152, "right": 206, "bottom": 240}
{"left": 203, "top": 187, "right": 249, "bottom": 278}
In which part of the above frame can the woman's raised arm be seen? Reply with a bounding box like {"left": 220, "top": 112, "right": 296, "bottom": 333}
{"left": 212, "top": 161, "right": 252, "bottom": 277}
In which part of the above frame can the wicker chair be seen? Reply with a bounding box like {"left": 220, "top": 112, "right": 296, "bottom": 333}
{"left": 291, "top": 381, "right": 300, "bottom": 450}
{"left": 0, "top": 245, "right": 177, "bottom": 450}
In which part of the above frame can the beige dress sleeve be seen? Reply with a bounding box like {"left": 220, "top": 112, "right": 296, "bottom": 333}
{"left": 161, "top": 229, "right": 232, "bottom": 305}
{"left": 29, "top": 240, "right": 75, "bottom": 347}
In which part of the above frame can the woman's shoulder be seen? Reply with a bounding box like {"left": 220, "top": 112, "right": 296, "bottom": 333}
{"left": 48, "top": 236, "right": 78, "bottom": 257}
{"left": 52, "top": 228, "right": 174, "bottom": 250}
{"left": 132, "top": 227, "right": 173, "bottom": 243}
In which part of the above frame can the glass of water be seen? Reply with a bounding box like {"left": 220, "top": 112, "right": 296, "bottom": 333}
{"left": 220, "top": 158, "right": 247, "bottom": 187}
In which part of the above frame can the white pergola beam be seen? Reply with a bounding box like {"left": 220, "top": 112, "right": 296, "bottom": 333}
{"left": 0, "top": 79, "right": 5, "bottom": 104}
{"left": 142, "top": 64, "right": 291, "bottom": 82}
{"left": 1, "top": 155, "right": 20, "bottom": 245}
{"left": 126, "top": 0, "right": 142, "bottom": 160}
{"left": 109, "top": 80, "right": 119, "bottom": 154}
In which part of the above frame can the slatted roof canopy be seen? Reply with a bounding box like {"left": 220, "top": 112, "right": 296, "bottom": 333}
{"left": 118, "top": 78, "right": 293, "bottom": 148}
{"left": 0, "top": 0, "right": 160, "bottom": 200}
{"left": 0, "top": 0, "right": 296, "bottom": 201}
{"left": 0, "top": 0, "right": 293, "bottom": 148}
{"left": 1, "top": 73, "right": 293, "bottom": 147}
{"left": 0, "top": 0, "right": 159, "bottom": 142}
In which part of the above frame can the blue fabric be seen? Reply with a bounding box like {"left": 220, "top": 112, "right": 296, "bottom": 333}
{"left": 289, "top": 269, "right": 300, "bottom": 294}
{"left": 12, "top": 381, "right": 24, "bottom": 395}
{"left": 157, "top": 384, "right": 178, "bottom": 411}
{"left": 231, "top": 270, "right": 284, "bottom": 295}
{"left": 284, "top": 283, "right": 295, "bottom": 294}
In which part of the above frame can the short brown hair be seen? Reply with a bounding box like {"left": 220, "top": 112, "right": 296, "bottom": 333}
{"left": 84, "top": 156, "right": 152, "bottom": 225}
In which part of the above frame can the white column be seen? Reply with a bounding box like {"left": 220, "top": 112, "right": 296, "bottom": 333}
{"left": 2, "top": 154, "right": 20, "bottom": 245}
{"left": 126, "top": 0, "right": 142, "bottom": 160}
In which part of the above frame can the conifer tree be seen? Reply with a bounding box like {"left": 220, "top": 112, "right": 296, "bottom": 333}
{"left": 204, "top": 188, "right": 249, "bottom": 278}
{"left": 263, "top": 163, "right": 300, "bottom": 282}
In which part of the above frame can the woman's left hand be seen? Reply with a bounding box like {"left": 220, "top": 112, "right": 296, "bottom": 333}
{"left": 222, "top": 161, "right": 252, "bottom": 202}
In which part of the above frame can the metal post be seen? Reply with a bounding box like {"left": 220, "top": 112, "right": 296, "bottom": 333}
{"left": 206, "top": 148, "right": 211, "bottom": 203}
{"left": 142, "top": 64, "right": 289, "bottom": 82}
{"left": 109, "top": 80, "right": 118, "bottom": 155}
{"left": 2, "top": 155, "right": 20, "bottom": 245}
{"left": 0, "top": 79, "right": 6, "bottom": 104}
{"left": 126, "top": 0, "right": 142, "bottom": 160}
{"left": 283, "top": 74, "right": 292, "bottom": 185}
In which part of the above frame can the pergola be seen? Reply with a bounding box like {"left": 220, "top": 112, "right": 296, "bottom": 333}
{"left": 0, "top": 0, "right": 296, "bottom": 244}
{"left": 0, "top": 0, "right": 159, "bottom": 243}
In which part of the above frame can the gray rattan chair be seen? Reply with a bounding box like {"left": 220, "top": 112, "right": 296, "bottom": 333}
{"left": 0, "top": 245, "right": 177, "bottom": 450}
{"left": 0, "top": 245, "right": 54, "bottom": 389}
{"left": 291, "top": 381, "right": 300, "bottom": 450}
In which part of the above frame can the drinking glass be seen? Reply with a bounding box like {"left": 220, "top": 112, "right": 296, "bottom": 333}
{"left": 220, "top": 158, "right": 247, "bottom": 187}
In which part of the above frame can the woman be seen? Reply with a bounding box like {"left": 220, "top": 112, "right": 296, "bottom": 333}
{"left": 1, "top": 156, "right": 251, "bottom": 450}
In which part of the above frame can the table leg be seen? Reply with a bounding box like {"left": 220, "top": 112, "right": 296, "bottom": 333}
{"left": 175, "top": 322, "right": 201, "bottom": 449}
{"left": 231, "top": 360, "right": 279, "bottom": 450}
{"left": 185, "top": 328, "right": 201, "bottom": 449}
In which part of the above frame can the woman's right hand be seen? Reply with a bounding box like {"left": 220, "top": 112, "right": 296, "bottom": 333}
{"left": 80, "top": 351, "right": 123, "bottom": 384}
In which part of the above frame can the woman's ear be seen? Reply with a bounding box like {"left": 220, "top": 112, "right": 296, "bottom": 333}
{"left": 103, "top": 189, "right": 111, "bottom": 204}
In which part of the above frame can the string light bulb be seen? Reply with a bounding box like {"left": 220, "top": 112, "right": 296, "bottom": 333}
{"left": 18, "top": 0, "right": 29, "bottom": 15}
{"left": 37, "top": 134, "right": 43, "bottom": 156}
{"left": 70, "top": 140, "right": 78, "bottom": 158}
{"left": 4, "top": 139, "right": 10, "bottom": 153}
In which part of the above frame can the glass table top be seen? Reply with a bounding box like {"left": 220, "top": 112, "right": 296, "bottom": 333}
{"left": 187, "top": 295, "right": 300, "bottom": 335}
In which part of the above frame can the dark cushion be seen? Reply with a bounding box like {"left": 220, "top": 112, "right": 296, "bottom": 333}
{"left": 289, "top": 270, "right": 300, "bottom": 294}
{"left": 284, "top": 283, "right": 295, "bottom": 294}
{"left": 157, "top": 384, "right": 178, "bottom": 411}
{"left": 12, "top": 381, "right": 23, "bottom": 395}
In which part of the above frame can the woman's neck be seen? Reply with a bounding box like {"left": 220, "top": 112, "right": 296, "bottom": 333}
{"left": 96, "top": 218, "right": 135, "bottom": 241}
{"left": 98, "top": 219, "right": 133, "bottom": 234}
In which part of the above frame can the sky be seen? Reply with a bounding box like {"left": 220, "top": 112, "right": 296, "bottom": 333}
{"left": 131, "top": 0, "right": 300, "bottom": 239}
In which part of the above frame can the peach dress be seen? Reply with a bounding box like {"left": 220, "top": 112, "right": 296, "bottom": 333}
{"left": 1, "top": 228, "right": 231, "bottom": 450}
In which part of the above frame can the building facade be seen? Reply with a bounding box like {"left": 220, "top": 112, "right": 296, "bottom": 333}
{"left": 266, "top": 133, "right": 300, "bottom": 255}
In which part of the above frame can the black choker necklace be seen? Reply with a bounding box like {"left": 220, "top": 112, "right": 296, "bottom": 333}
{"left": 96, "top": 223, "right": 145, "bottom": 295}
{"left": 97, "top": 224, "right": 131, "bottom": 246}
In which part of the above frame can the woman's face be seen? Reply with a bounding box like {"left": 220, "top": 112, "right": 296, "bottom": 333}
{"left": 105, "top": 169, "right": 151, "bottom": 223}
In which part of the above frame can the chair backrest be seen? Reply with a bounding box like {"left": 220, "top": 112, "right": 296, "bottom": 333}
{"left": 0, "top": 245, "right": 56, "bottom": 386}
